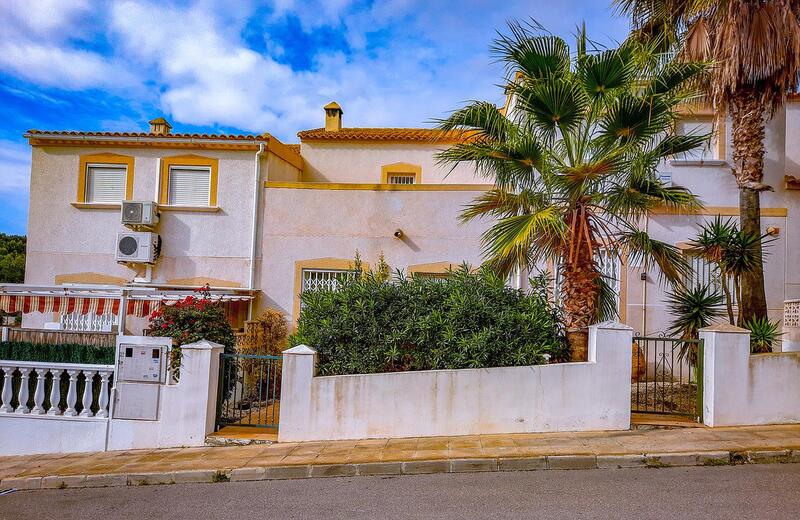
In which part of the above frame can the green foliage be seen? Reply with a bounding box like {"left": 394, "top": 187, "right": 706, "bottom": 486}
{"left": 687, "top": 216, "right": 773, "bottom": 325}
{"left": 0, "top": 341, "right": 115, "bottom": 364}
{"left": 665, "top": 284, "right": 725, "bottom": 364}
{"left": 0, "top": 233, "right": 25, "bottom": 283}
{"left": 743, "top": 316, "right": 782, "bottom": 354}
{"left": 147, "top": 286, "right": 235, "bottom": 377}
{"left": 289, "top": 262, "right": 568, "bottom": 375}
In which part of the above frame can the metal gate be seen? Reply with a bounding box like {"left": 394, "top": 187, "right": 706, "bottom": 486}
{"left": 631, "top": 336, "right": 704, "bottom": 422}
{"left": 215, "top": 353, "right": 281, "bottom": 430}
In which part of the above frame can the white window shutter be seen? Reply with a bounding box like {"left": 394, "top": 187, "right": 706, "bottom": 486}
{"left": 168, "top": 166, "right": 212, "bottom": 206}
{"left": 86, "top": 164, "right": 127, "bottom": 203}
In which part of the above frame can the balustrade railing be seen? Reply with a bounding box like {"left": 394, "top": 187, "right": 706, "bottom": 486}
{"left": 0, "top": 361, "right": 114, "bottom": 418}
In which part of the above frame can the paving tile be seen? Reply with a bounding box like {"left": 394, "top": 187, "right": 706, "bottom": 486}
{"left": 480, "top": 436, "right": 517, "bottom": 448}
{"left": 280, "top": 455, "right": 318, "bottom": 465}
{"left": 411, "top": 449, "right": 450, "bottom": 461}
{"left": 379, "top": 450, "right": 416, "bottom": 462}
{"left": 346, "top": 450, "right": 385, "bottom": 463}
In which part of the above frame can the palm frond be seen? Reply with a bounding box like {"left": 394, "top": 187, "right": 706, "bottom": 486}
{"left": 618, "top": 230, "right": 692, "bottom": 285}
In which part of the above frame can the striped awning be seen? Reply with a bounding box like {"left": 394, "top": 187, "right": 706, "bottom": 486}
{"left": 0, "top": 295, "right": 161, "bottom": 317}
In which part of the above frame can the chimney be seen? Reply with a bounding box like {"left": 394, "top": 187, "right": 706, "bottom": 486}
{"left": 148, "top": 117, "right": 172, "bottom": 135}
{"left": 324, "top": 102, "right": 343, "bottom": 132}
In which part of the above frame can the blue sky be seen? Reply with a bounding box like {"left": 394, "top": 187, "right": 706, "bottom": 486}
{"left": 0, "top": 0, "right": 629, "bottom": 235}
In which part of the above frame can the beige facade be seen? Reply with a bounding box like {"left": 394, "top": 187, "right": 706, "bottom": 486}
{"left": 18, "top": 100, "right": 800, "bottom": 339}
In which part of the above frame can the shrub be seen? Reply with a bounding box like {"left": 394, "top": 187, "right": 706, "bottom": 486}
{"left": 743, "top": 316, "right": 782, "bottom": 353}
{"left": 0, "top": 341, "right": 115, "bottom": 364}
{"left": 238, "top": 308, "right": 288, "bottom": 356}
{"left": 147, "top": 286, "right": 235, "bottom": 377}
{"left": 288, "top": 263, "right": 568, "bottom": 375}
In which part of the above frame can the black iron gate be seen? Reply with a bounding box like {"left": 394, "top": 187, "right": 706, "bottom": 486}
{"left": 631, "top": 336, "right": 704, "bottom": 422}
{"left": 215, "top": 353, "right": 281, "bottom": 430}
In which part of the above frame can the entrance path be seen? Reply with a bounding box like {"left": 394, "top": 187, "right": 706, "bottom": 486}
{"left": 1, "top": 424, "right": 799, "bottom": 490}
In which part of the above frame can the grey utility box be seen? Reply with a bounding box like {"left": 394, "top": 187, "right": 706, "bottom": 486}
{"left": 112, "top": 336, "right": 172, "bottom": 421}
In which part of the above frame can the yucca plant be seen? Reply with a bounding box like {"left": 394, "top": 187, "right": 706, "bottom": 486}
{"left": 744, "top": 316, "right": 782, "bottom": 354}
{"left": 687, "top": 216, "right": 773, "bottom": 325}
{"left": 666, "top": 284, "right": 725, "bottom": 364}
{"left": 436, "top": 21, "right": 707, "bottom": 360}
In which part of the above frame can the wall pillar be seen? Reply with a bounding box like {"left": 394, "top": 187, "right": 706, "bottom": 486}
{"left": 700, "top": 324, "right": 751, "bottom": 427}
{"left": 277, "top": 345, "right": 317, "bottom": 442}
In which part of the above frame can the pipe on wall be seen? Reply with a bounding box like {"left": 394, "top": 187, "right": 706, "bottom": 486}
{"left": 247, "top": 143, "right": 268, "bottom": 319}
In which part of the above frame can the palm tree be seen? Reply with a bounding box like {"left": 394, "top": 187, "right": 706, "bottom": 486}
{"left": 614, "top": 0, "right": 800, "bottom": 323}
{"left": 436, "top": 23, "right": 707, "bottom": 360}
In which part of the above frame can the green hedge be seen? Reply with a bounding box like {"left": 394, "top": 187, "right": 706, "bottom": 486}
{"left": 0, "top": 341, "right": 115, "bottom": 365}
{"left": 289, "top": 264, "right": 568, "bottom": 375}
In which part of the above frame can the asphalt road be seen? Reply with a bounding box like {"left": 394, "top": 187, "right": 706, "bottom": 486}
{"left": 2, "top": 464, "right": 799, "bottom": 519}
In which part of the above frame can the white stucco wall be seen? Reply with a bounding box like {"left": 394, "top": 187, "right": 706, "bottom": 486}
{"left": 0, "top": 416, "right": 108, "bottom": 456}
{"left": 258, "top": 186, "right": 491, "bottom": 321}
{"left": 24, "top": 146, "right": 283, "bottom": 289}
{"left": 278, "top": 322, "right": 633, "bottom": 442}
{"left": 299, "top": 142, "right": 484, "bottom": 184}
{"left": 701, "top": 326, "right": 800, "bottom": 427}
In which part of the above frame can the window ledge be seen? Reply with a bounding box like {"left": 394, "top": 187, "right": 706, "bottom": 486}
{"left": 159, "top": 205, "right": 220, "bottom": 213}
{"left": 71, "top": 202, "right": 121, "bottom": 209}
{"left": 669, "top": 159, "right": 728, "bottom": 167}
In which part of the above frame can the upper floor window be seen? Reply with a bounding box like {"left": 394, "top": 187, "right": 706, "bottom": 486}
{"left": 167, "top": 165, "right": 212, "bottom": 206}
{"left": 159, "top": 155, "right": 219, "bottom": 207}
{"left": 675, "top": 119, "right": 721, "bottom": 161}
{"left": 77, "top": 153, "right": 134, "bottom": 205}
{"left": 381, "top": 162, "right": 421, "bottom": 185}
{"left": 86, "top": 164, "right": 127, "bottom": 203}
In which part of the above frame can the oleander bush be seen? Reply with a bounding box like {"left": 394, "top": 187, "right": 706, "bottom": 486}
{"left": 289, "top": 261, "right": 568, "bottom": 375}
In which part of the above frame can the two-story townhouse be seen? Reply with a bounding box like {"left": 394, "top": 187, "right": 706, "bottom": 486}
{"left": 9, "top": 99, "right": 800, "bottom": 342}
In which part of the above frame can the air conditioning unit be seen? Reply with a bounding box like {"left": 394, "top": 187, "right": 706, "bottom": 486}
{"left": 121, "top": 201, "right": 159, "bottom": 228}
{"left": 116, "top": 232, "right": 161, "bottom": 264}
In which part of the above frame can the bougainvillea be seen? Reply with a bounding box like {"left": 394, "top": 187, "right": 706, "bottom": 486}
{"left": 147, "top": 285, "right": 235, "bottom": 376}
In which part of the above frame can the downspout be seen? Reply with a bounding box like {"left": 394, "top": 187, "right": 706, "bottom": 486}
{"left": 641, "top": 215, "right": 649, "bottom": 335}
{"left": 247, "top": 143, "right": 267, "bottom": 319}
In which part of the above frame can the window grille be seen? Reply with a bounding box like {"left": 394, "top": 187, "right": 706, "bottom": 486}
{"left": 387, "top": 174, "right": 416, "bottom": 185}
{"left": 301, "top": 268, "right": 356, "bottom": 293}
{"left": 86, "top": 164, "right": 127, "bottom": 203}
{"left": 168, "top": 165, "right": 212, "bottom": 206}
{"left": 685, "top": 256, "right": 737, "bottom": 304}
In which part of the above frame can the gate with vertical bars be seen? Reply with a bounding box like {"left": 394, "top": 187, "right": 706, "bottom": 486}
{"left": 215, "top": 353, "right": 281, "bottom": 430}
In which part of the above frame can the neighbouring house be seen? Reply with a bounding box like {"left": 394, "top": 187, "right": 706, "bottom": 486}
{"left": 6, "top": 98, "right": 800, "bottom": 338}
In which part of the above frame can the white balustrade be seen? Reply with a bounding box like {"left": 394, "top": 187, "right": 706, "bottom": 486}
{"left": 0, "top": 361, "right": 114, "bottom": 419}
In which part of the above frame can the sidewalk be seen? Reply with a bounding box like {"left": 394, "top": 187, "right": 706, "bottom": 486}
{"left": 2, "top": 424, "right": 799, "bottom": 490}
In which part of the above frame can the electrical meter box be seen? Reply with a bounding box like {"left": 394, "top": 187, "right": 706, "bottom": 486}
{"left": 118, "top": 344, "right": 168, "bottom": 383}
{"left": 112, "top": 336, "right": 172, "bottom": 421}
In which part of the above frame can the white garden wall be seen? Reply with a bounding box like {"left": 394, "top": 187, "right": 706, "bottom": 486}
{"left": 278, "top": 322, "right": 633, "bottom": 442}
{"left": 0, "top": 338, "right": 222, "bottom": 456}
{"left": 701, "top": 324, "right": 800, "bottom": 427}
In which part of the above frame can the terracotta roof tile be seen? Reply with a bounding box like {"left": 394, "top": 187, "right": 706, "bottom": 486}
{"left": 296, "top": 127, "right": 468, "bottom": 143}
{"left": 286, "top": 143, "right": 301, "bottom": 154}
{"left": 26, "top": 129, "right": 268, "bottom": 141}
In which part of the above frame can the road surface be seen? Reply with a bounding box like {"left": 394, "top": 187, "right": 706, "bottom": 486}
{"left": 2, "top": 464, "right": 798, "bottom": 519}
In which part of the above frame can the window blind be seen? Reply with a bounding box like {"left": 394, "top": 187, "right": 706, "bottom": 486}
{"left": 85, "top": 164, "right": 127, "bottom": 203}
{"left": 168, "top": 166, "right": 211, "bottom": 206}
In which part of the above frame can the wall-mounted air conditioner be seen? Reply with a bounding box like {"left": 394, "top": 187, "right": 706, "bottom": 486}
{"left": 121, "top": 201, "right": 159, "bottom": 228}
{"left": 116, "top": 232, "right": 161, "bottom": 264}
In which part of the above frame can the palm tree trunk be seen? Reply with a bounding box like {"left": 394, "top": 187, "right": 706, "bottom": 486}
{"left": 729, "top": 88, "right": 769, "bottom": 322}
{"left": 720, "top": 271, "right": 735, "bottom": 325}
{"left": 561, "top": 252, "right": 600, "bottom": 362}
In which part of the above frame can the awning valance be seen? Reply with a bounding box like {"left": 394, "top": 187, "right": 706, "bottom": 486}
{"left": 0, "top": 296, "right": 161, "bottom": 317}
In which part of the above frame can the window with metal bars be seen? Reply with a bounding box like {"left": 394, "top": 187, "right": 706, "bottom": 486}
{"left": 301, "top": 268, "right": 357, "bottom": 294}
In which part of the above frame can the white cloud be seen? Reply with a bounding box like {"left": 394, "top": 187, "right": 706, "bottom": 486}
{"left": 0, "top": 140, "right": 31, "bottom": 193}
